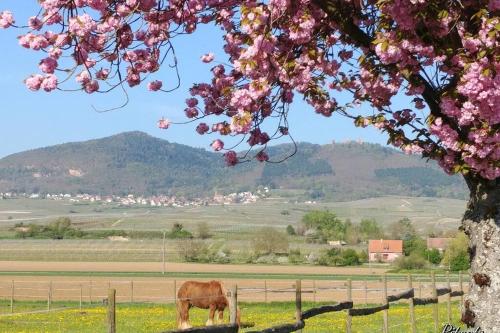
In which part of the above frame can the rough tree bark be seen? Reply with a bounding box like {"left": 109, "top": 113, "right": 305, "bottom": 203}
{"left": 461, "top": 176, "right": 500, "bottom": 331}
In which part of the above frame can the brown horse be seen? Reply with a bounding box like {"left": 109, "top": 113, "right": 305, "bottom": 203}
{"left": 176, "top": 280, "right": 240, "bottom": 329}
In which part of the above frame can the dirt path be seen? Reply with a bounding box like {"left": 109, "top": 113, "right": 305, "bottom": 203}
{"left": 0, "top": 261, "right": 388, "bottom": 275}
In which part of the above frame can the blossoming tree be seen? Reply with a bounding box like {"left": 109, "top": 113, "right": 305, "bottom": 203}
{"left": 1, "top": 0, "right": 498, "bottom": 328}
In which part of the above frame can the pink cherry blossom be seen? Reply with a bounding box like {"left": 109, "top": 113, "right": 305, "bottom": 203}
{"left": 40, "top": 74, "right": 57, "bottom": 92}
{"left": 147, "top": 80, "right": 162, "bottom": 91}
{"left": 4, "top": 0, "right": 499, "bottom": 180}
{"left": 224, "top": 150, "right": 238, "bottom": 166}
{"left": 39, "top": 57, "right": 57, "bottom": 74}
{"left": 25, "top": 74, "right": 44, "bottom": 91}
{"left": 256, "top": 151, "right": 269, "bottom": 162}
{"left": 0, "top": 11, "right": 14, "bottom": 29}
{"left": 201, "top": 53, "right": 215, "bottom": 63}
{"left": 157, "top": 118, "right": 170, "bottom": 129}
{"left": 196, "top": 123, "right": 209, "bottom": 134}
{"left": 211, "top": 139, "right": 224, "bottom": 151}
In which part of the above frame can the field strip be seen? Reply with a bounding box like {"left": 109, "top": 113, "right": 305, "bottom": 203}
{"left": 0, "top": 271, "right": 394, "bottom": 280}
{"left": 0, "top": 261, "right": 388, "bottom": 275}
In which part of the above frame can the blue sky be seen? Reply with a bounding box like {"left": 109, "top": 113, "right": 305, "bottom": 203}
{"left": 0, "top": 3, "right": 398, "bottom": 159}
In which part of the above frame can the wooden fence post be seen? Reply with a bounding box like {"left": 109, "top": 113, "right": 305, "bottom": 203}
{"left": 295, "top": 280, "right": 302, "bottom": 323}
{"left": 79, "top": 284, "right": 83, "bottom": 310}
{"left": 229, "top": 285, "right": 238, "bottom": 325}
{"left": 107, "top": 289, "right": 116, "bottom": 333}
{"left": 174, "top": 280, "right": 177, "bottom": 304}
{"left": 47, "top": 281, "right": 52, "bottom": 311}
{"left": 432, "top": 272, "right": 438, "bottom": 333}
{"left": 130, "top": 281, "right": 134, "bottom": 303}
{"left": 408, "top": 274, "right": 416, "bottom": 333}
{"left": 459, "top": 271, "right": 464, "bottom": 312}
{"left": 383, "top": 274, "right": 388, "bottom": 333}
{"left": 419, "top": 280, "right": 422, "bottom": 298}
{"left": 10, "top": 280, "right": 14, "bottom": 314}
{"left": 346, "top": 279, "right": 352, "bottom": 333}
{"left": 89, "top": 280, "right": 92, "bottom": 304}
{"left": 364, "top": 280, "right": 368, "bottom": 305}
{"left": 313, "top": 280, "right": 316, "bottom": 303}
{"left": 162, "top": 231, "right": 166, "bottom": 275}
{"left": 447, "top": 271, "right": 451, "bottom": 323}
{"left": 264, "top": 280, "right": 268, "bottom": 303}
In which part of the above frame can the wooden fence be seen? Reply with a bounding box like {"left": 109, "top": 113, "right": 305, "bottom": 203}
{"left": 158, "top": 272, "right": 464, "bottom": 333}
{"left": 2, "top": 272, "right": 466, "bottom": 333}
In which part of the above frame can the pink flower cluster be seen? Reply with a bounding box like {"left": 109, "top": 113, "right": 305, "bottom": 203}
{"left": 3, "top": 0, "right": 499, "bottom": 175}
{"left": 0, "top": 11, "right": 14, "bottom": 28}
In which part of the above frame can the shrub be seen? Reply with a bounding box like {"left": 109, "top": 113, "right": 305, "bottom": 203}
{"left": 252, "top": 227, "right": 289, "bottom": 255}
{"left": 196, "top": 222, "right": 212, "bottom": 239}
{"left": 341, "top": 249, "right": 360, "bottom": 266}
{"left": 168, "top": 223, "right": 193, "bottom": 239}
{"left": 302, "top": 210, "right": 346, "bottom": 243}
{"left": 403, "top": 236, "right": 427, "bottom": 257}
{"left": 286, "top": 225, "right": 296, "bottom": 235}
{"left": 358, "top": 250, "right": 369, "bottom": 263}
{"left": 395, "top": 253, "right": 427, "bottom": 270}
{"left": 317, "top": 248, "right": 343, "bottom": 266}
{"left": 442, "top": 232, "right": 470, "bottom": 271}
{"left": 177, "top": 240, "right": 208, "bottom": 262}
{"left": 14, "top": 217, "right": 85, "bottom": 239}
{"left": 425, "top": 249, "right": 443, "bottom": 265}
{"left": 288, "top": 248, "right": 303, "bottom": 264}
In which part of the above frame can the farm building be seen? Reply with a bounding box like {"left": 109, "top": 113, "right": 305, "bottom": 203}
{"left": 426, "top": 237, "right": 452, "bottom": 252}
{"left": 368, "top": 239, "right": 403, "bottom": 262}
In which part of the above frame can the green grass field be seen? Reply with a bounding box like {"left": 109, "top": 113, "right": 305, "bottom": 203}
{"left": 0, "top": 300, "right": 463, "bottom": 333}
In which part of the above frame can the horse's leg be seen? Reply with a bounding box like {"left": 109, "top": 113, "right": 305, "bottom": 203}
{"left": 177, "top": 301, "right": 192, "bottom": 329}
{"left": 217, "top": 309, "right": 224, "bottom": 324}
{"left": 206, "top": 304, "right": 216, "bottom": 326}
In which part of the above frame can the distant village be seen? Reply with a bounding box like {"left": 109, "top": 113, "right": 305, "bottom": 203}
{"left": 0, "top": 187, "right": 270, "bottom": 207}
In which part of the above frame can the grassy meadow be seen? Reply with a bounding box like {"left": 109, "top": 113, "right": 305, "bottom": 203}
{"left": 0, "top": 300, "right": 463, "bottom": 333}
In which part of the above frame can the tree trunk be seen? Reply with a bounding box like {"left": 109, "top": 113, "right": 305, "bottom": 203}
{"left": 461, "top": 176, "right": 500, "bottom": 331}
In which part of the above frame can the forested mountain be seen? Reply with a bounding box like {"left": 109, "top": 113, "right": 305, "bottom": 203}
{"left": 0, "top": 132, "right": 467, "bottom": 200}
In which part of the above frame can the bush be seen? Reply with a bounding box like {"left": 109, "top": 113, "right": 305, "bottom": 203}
{"left": 14, "top": 217, "right": 85, "bottom": 239}
{"left": 196, "top": 222, "right": 212, "bottom": 239}
{"left": 286, "top": 225, "right": 296, "bottom": 235}
{"left": 395, "top": 253, "right": 427, "bottom": 270}
{"left": 301, "top": 210, "right": 346, "bottom": 243}
{"left": 442, "top": 232, "right": 470, "bottom": 271}
{"left": 448, "top": 252, "right": 469, "bottom": 271}
{"left": 403, "top": 236, "right": 427, "bottom": 257}
{"left": 317, "top": 248, "right": 343, "bottom": 266}
{"left": 425, "top": 249, "right": 443, "bottom": 265}
{"left": 168, "top": 223, "right": 193, "bottom": 239}
{"left": 252, "top": 227, "right": 289, "bottom": 255}
{"left": 288, "top": 248, "right": 303, "bottom": 264}
{"left": 358, "top": 250, "right": 369, "bottom": 263}
{"left": 341, "top": 249, "right": 360, "bottom": 266}
{"left": 178, "top": 240, "right": 208, "bottom": 262}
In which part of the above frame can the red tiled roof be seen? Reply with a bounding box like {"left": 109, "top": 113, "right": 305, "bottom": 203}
{"left": 368, "top": 239, "right": 403, "bottom": 253}
{"left": 427, "top": 238, "right": 451, "bottom": 249}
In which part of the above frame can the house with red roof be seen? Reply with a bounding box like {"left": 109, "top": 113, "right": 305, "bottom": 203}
{"left": 368, "top": 239, "right": 403, "bottom": 262}
{"left": 427, "top": 238, "right": 452, "bottom": 252}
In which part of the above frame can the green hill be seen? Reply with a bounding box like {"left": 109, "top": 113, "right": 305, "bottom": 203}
{"left": 0, "top": 132, "right": 467, "bottom": 200}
